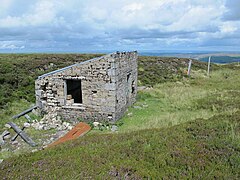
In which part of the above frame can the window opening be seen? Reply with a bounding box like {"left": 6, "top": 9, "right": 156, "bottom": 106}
{"left": 66, "top": 79, "right": 82, "bottom": 103}
{"left": 127, "top": 73, "right": 131, "bottom": 82}
{"left": 132, "top": 80, "right": 135, "bottom": 93}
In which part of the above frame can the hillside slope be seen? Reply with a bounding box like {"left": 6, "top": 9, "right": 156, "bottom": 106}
{"left": 0, "top": 54, "right": 239, "bottom": 179}
{"left": 1, "top": 112, "right": 239, "bottom": 179}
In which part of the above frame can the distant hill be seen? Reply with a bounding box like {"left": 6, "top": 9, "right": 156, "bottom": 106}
{"left": 139, "top": 51, "right": 240, "bottom": 64}
{"left": 199, "top": 56, "right": 240, "bottom": 64}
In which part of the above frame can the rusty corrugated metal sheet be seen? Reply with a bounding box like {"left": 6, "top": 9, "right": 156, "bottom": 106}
{"left": 48, "top": 122, "right": 91, "bottom": 148}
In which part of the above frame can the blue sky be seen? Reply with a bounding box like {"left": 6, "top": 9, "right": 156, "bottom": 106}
{"left": 0, "top": 0, "right": 240, "bottom": 53}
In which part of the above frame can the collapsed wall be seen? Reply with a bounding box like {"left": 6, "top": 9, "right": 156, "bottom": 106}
{"left": 35, "top": 51, "right": 138, "bottom": 122}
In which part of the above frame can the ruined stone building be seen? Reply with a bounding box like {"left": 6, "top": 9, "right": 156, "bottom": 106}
{"left": 35, "top": 51, "right": 138, "bottom": 122}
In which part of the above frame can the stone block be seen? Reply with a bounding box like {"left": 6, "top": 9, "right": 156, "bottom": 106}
{"left": 111, "top": 62, "right": 117, "bottom": 69}
{"left": 58, "top": 99, "right": 65, "bottom": 106}
{"left": 47, "top": 103, "right": 55, "bottom": 106}
{"left": 107, "top": 69, "right": 116, "bottom": 76}
{"left": 36, "top": 90, "right": 43, "bottom": 96}
{"left": 67, "top": 95, "right": 72, "bottom": 100}
{"left": 104, "top": 83, "right": 116, "bottom": 91}
{"left": 66, "top": 99, "right": 74, "bottom": 105}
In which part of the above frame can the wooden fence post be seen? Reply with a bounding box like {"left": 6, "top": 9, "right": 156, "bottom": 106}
{"left": 207, "top": 56, "right": 211, "bottom": 76}
{"left": 187, "top": 59, "right": 192, "bottom": 77}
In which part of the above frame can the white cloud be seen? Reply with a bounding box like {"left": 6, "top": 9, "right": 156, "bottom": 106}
{"left": 124, "top": 3, "right": 143, "bottom": 11}
{"left": 78, "top": 0, "right": 226, "bottom": 33}
{"left": 0, "top": 16, "right": 22, "bottom": 27}
{"left": 0, "top": 0, "right": 240, "bottom": 52}
{"left": 0, "top": 0, "right": 63, "bottom": 27}
{"left": 224, "top": 0, "right": 240, "bottom": 21}
{"left": 220, "top": 22, "right": 238, "bottom": 33}
{"left": 0, "top": 0, "right": 13, "bottom": 16}
{"left": 26, "top": 0, "right": 57, "bottom": 25}
{"left": 0, "top": 41, "right": 25, "bottom": 49}
{"left": 168, "top": 5, "right": 225, "bottom": 32}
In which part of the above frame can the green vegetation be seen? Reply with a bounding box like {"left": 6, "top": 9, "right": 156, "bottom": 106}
{"left": 0, "top": 54, "right": 240, "bottom": 178}
{"left": 137, "top": 56, "right": 217, "bottom": 86}
{"left": 1, "top": 113, "right": 239, "bottom": 178}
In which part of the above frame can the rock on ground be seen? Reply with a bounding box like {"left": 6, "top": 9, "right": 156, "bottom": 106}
{"left": 111, "top": 125, "right": 118, "bottom": 132}
{"left": 0, "top": 136, "right": 4, "bottom": 146}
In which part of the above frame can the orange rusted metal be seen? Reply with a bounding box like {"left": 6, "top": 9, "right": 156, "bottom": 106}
{"left": 48, "top": 122, "right": 91, "bottom": 148}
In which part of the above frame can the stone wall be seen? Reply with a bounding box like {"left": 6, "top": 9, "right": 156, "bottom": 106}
{"left": 113, "top": 52, "right": 138, "bottom": 120}
{"left": 35, "top": 51, "right": 138, "bottom": 122}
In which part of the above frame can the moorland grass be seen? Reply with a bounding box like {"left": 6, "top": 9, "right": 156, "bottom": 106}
{"left": 1, "top": 111, "right": 239, "bottom": 179}
{"left": 0, "top": 54, "right": 239, "bottom": 178}
{"left": 117, "top": 67, "right": 240, "bottom": 133}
